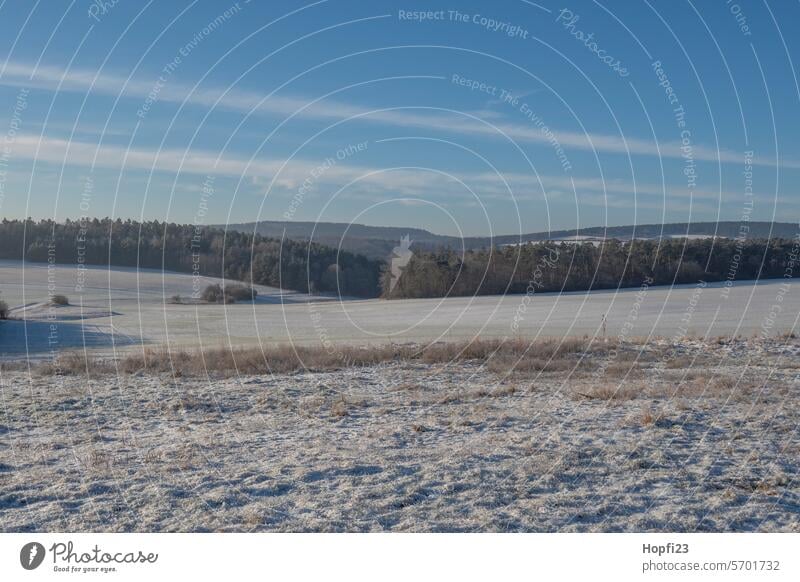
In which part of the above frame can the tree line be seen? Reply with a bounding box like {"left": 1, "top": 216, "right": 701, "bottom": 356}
{"left": 382, "top": 238, "right": 799, "bottom": 298}
{"left": 0, "top": 219, "right": 383, "bottom": 297}
{"left": 2, "top": 220, "right": 796, "bottom": 301}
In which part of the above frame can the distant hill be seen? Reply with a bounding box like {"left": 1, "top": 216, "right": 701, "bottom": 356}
{"left": 505, "top": 222, "right": 798, "bottom": 243}
{"left": 221, "top": 221, "right": 449, "bottom": 261}
{"left": 222, "top": 221, "right": 798, "bottom": 260}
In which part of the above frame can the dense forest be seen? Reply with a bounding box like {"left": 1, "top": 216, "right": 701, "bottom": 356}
{"left": 0, "top": 219, "right": 383, "bottom": 297}
{"left": 381, "top": 238, "right": 799, "bottom": 298}
{"left": 1, "top": 219, "right": 796, "bottom": 301}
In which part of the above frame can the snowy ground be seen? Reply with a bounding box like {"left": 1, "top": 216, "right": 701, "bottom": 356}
{"left": 1, "top": 262, "right": 798, "bottom": 531}
{"left": 1, "top": 260, "right": 798, "bottom": 360}
{"left": 0, "top": 337, "right": 798, "bottom": 532}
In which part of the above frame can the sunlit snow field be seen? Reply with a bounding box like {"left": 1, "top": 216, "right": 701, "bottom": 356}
{"left": 0, "top": 259, "right": 796, "bottom": 359}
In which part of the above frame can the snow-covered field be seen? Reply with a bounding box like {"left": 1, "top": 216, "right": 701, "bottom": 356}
{"left": 1, "top": 337, "right": 797, "bottom": 531}
{"left": 2, "top": 261, "right": 798, "bottom": 532}
{"left": 0, "top": 260, "right": 797, "bottom": 359}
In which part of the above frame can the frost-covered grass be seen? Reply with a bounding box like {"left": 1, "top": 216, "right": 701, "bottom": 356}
{"left": 1, "top": 337, "right": 797, "bottom": 532}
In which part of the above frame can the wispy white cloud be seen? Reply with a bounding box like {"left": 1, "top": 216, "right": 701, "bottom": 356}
{"left": 3, "top": 61, "right": 795, "bottom": 169}
{"left": 10, "top": 132, "right": 474, "bottom": 198}
{"left": 9, "top": 133, "right": 784, "bottom": 211}
{"left": 470, "top": 172, "right": 752, "bottom": 202}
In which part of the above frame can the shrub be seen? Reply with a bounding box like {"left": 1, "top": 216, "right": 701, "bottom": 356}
{"left": 0, "top": 297, "right": 8, "bottom": 319}
{"left": 201, "top": 284, "right": 224, "bottom": 303}
{"left": 50, "top": 294, "right": 69, "bottom": 306}
{"left": 33, "top": 352, "right": 104, "bottom": 376}
{"left": 201, "top": 283, "right": 258, "bottom": 304}
{"left": 224, "top": 284, "right": 258, "bottom": 302}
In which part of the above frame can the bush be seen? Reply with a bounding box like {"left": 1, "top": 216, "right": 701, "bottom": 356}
{"left": 201, "top": 284, "right": 224, "bottom": 303}
{"left": 224, "top": 284, "right": 258, "bottom": 302}
{"left": 0, "top": 298, "right": 8, "bottom": 319}
{"left": 50, "top": 294, "right": 69, "bottom": 306}
{"left": 33, "top": 352, "right": 94, "bottom": 376}
{"left": 201, "top": 283, "right": 258, "bottom": 304}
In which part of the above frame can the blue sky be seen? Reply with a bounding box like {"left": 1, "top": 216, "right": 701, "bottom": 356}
{"left": 0, "top": 0, "right": 798, "bottom": 236}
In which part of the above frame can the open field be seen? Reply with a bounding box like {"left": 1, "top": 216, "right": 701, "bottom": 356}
{"left": 0, "top": 336, "right": 798, "bottom": 531}
{"left": 1, "top": 260, "right": 798, "bottom": 359}
{"left": 2, "top": 262, "right": 798, "bottom": 531}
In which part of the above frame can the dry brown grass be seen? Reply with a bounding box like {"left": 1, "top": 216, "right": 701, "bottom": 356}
{"left": 33, "top": 352, "right": 95, "bottom": 376}
{"left": 612, "top": 348, "right": 655, "bottom": 362}
{"left": 644, "top": 371, "right": 771, "bottom": 402}
{"left": 30, "top": 337, "right": 606, "bottom": 378}
{"left": 331, "top": 397, "right": 348, "bottom": 418}
{"left": 573, "top": 383, "right": 641, "bottom": 401}
{"left": 0, "top": 359, "right": 30, "bottom": 372}
{"left": 665, "top": 355, "right": 694, "bottom": 369}
{"left": 491, "top": 384, "right": 517, "bottom": 397}
{"left": 393, "top": 382, "right": 423, "bottom": 391}
{"left": 115, "top": 343, "right": 418, "bottom": 376}
{"left": 420, "top": 337, "right": 589, "bottom": 364}
{"left": 604, "top": 361, "right": 646, "bottom": 378}
{"left": 487, "top": 355, "right": 574, "bottom": 375}
{"left": 640, "top": 408, "right": 656, "bottom": 426}
{"left": 25, "top": 338, "right": 688, "bottom": 380}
